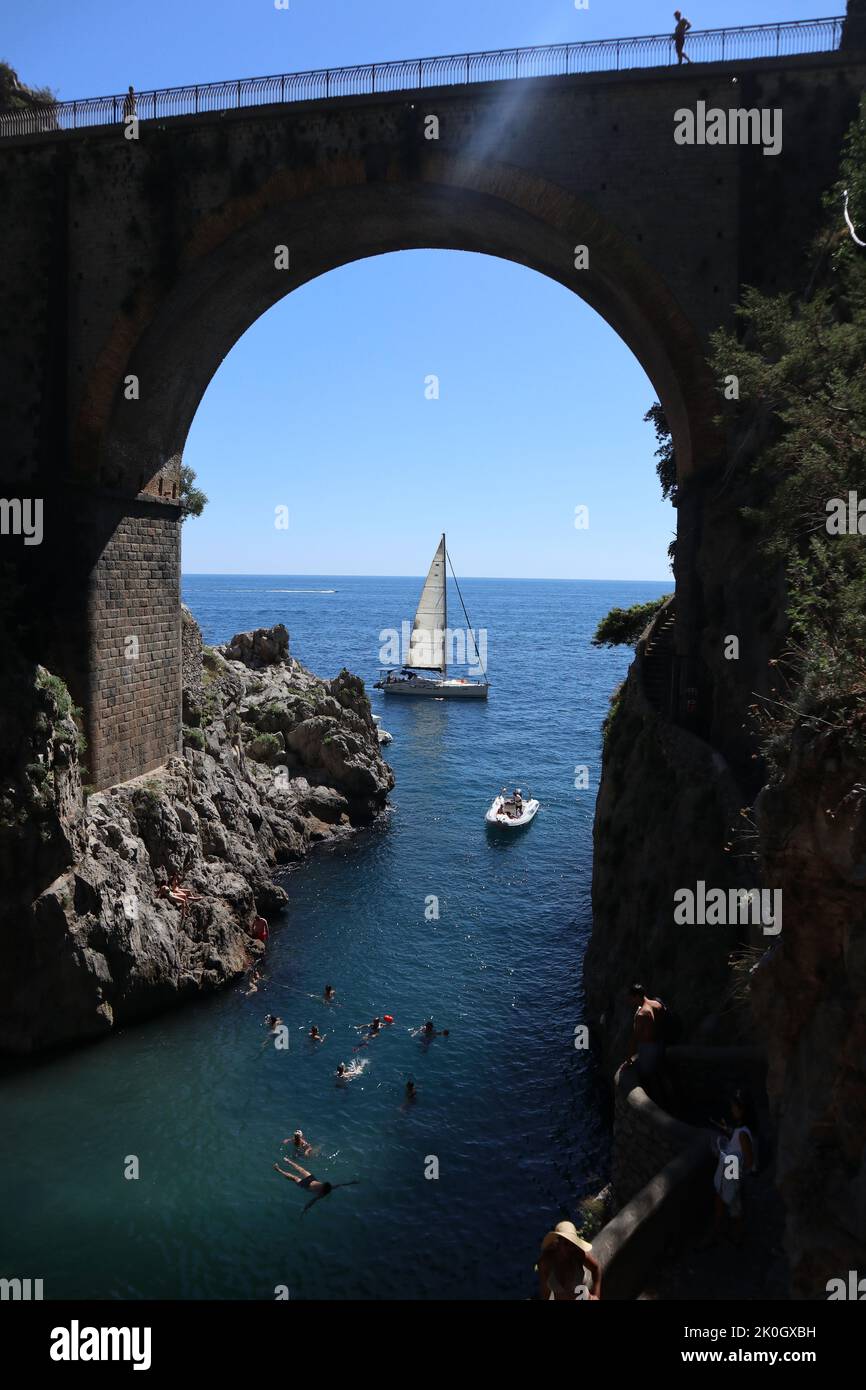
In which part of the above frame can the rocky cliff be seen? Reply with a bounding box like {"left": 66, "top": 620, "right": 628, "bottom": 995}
{"left": 587, "top": 573, "right": 866, "bottom": 1296}
{"left": 0, "top": 610, "right": 393, "bottom": 1055}
{"left": 585, "top": 609, "right": 758, "bottom": 1076}
{"left": 752, "top": 728, "right": 866, "bottom": 1296}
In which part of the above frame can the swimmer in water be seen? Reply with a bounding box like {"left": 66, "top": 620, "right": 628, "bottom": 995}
{"left": 336, "top": 1058, "right": 369, "bottom": 1083}
{"left": 243, "top": 969, "right": 261, "bottom": 996}
{"left": 273, "top": 1159, "right": 359, "bottom": 1215}
{"left": 284, "top": 1129, "right": 314, "bottom": 1156}
{"left": 418, "top": 1019, "right": 449, "bottom": 1039}
{"left": 405, "top": 1079, "right": 417, "bottom": 1101}
{"left": 324, "top": 984, "right": 336, "bottom": 1002}
{"left": 308, "top": 1024, "right": 326, "bottom": 1043}
{"left": 264, "top": 1014, "right": 282, "bottom": 1032}
{"left": 352, "top": 1016, "right": 385, "bottom": 1051}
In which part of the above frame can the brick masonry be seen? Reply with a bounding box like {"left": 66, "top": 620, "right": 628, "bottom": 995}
{"left": 86, "top": 504, "right": 181, "bottom": 787}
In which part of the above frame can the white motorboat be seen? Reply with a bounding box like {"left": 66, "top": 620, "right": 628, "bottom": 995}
{"left": 485, "top": 791, "right": 539, "bottom": 829}
{"left": 374, "top": 534, "right": 488, "bottom": 700}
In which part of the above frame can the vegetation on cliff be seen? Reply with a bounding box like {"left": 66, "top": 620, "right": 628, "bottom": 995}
{"left": 710, "top": 95, "right": 866, "bottom": 773}
{"left": 643, "top": 401, "right": 677, "bottom": 504}
{"left": 179, "top": 464, "right": 208, "bottom": 521}
{"left": 591, "top": 596, "right": 671, "bottom": 649}
{"left": 0, "top": 61, "right": 54, "bottom": 109}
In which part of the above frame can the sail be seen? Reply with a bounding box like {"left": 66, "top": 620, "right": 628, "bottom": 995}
{"left": 407, "top": 535, "right": 447, "bottom": 671}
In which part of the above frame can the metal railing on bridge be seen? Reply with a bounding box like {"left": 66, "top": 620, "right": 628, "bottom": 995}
{"left": 0, "top": 16, "right": 845, "bottom": 140}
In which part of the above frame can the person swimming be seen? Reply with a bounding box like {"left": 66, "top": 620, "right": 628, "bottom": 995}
{"left": 324, "top": 984, "right": 336, "bottom": 1002}
{"left": 264, "top": 1014, "right": 282, "bottom": 1032}
{"left": 405, "top": 1079, "right": 417, "bottom": 1101}
{"left": 353, "top": 1016, "right": 387, "bottom": 1051}
{"left": 308, "top": 1024, "right": 326, "bottom": 1043}
{"left": 272, "top": 1159, "right": 359, "bottom": 1215}
{"left": 285, "top": 1129, "right": 314, "bottom": 1156}
{"left": 416, "top": 1019, "right": 449, "bottom": 1039}
{"left": 336, "top": 1058, "right": 369, "bottom": 1083}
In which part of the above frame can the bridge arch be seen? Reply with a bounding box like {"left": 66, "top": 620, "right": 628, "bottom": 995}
{"left": 79, "top": 153, "right": 717, "bottom": 496}
{"left": 65, "top": 151, "right": 724, "bottom": 788}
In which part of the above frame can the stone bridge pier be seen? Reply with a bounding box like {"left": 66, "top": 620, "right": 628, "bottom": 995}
{"left": 1, "top": 30, "right": 865, "bottom": 786}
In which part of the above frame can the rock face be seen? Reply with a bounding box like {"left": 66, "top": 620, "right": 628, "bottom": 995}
{"left": 0, "top": 613, "right": 393, "bottom": 1055}
{"left": 751, "top": 729, "right": 866, "bottom": 1297}
{"left": 585, "top": 629, "right": 756, "bottom": 1078}
{"left": 588, "top": 539, "right": 866, "bottom": 1294}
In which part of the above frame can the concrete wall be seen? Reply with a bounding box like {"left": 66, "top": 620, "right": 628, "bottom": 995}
{"left": 2, "top": 47, "right": 865, "bottom": 786}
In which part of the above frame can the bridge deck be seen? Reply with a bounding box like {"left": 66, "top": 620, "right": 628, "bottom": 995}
{"left": 0, "top": 16, "right": 845, "bottom": 140}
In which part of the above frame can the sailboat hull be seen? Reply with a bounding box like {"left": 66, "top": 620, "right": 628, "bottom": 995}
{"left": 377, "top": 675, "right": 488, "bottom": 699}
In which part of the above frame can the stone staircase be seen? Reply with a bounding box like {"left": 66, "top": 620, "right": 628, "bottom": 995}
{"left": 642, "top": 606, "right": 676, "bottom": 715}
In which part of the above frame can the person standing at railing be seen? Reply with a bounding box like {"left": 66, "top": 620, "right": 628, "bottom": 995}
{"left": 673, "top": 10, "right": 692, "bottom": 63}
{"left": 122, "top": 85, "right": 137, "bottom": 119}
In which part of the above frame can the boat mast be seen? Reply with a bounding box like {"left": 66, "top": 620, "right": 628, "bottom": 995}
{"left": 442, "top": 532, "right": 447, "bottom": 680}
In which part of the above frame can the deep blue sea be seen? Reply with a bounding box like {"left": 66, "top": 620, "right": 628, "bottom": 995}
{"left": 1, "top": 574, "right": 667, "bottom": 1300}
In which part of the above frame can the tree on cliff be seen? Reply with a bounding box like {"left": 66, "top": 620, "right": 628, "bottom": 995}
{"left": 0, "top": 61, "right": 55, "bottom": 109}
{"left": 179, "top": 465, "right": 208, "bottom": 521}
{"left": 709, "top": 93, "right": 866, "bottom": 765}
{"left": 644, "top": 401, "right": 677, "bottom": 504}
{"left": 592, "top": 596, "right": 671, "bottom": 648}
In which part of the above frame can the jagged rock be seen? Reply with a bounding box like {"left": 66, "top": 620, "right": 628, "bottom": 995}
{"left": 181, "top": 604, "right": 205, "bottom": 727}
{"left": 0, "top": 620, "right": 393, "bottom": 1055}
{"left": 224, "top": 623, "right": 289, "bottom": 667}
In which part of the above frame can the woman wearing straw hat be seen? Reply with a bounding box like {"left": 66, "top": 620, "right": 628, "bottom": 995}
{"left": 538, "top": 1221, "right": 602, "bottom": 1301}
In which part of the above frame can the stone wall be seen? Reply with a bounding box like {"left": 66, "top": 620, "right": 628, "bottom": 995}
{"left": 594, "top": 1141, "right": 713, "bottom": 1301}
{"left": 85, "top": 503, "right": 181, "bottom": 788}
{"left": 612, "top": 1062, "right": 713, "bottom": 1206}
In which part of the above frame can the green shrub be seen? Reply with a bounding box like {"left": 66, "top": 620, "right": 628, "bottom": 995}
{"left": 35, "top": 669, "right": 72, "bottom": 719}
{"left": 592, "top": 597, "right": 671, "bottom": 648}
{"left": 710, "top": 94, "right": 866, "bottom": 769}
{"left": 246, "top": 731, "right": 284, "bottom": 764}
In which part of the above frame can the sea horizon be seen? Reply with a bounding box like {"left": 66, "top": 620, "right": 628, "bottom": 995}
{"left": 182, "top": 571, "right": 672, "bottom": 583}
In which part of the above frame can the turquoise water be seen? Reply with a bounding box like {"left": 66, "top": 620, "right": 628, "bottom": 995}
{"left": 0, "top": 575, "right": 667, "bottom": 1300}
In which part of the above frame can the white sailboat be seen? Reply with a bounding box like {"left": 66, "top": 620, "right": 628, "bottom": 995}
{"left": 374, "top": 534, "right": 489, "bottom": 700}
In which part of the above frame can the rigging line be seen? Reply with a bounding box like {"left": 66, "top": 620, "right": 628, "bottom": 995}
{"left": 843, "top": 189, "right": 866, "bottom": 248}
{"left": 445, "top": 547, "right": 487, "bottom": 678}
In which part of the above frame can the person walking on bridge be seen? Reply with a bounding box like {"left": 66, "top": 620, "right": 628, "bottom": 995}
{"left": 674, "top": 11, "right": 692, "bottom": 64}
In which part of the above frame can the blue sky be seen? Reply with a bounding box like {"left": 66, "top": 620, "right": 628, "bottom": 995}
{"left": 7, "top": 0, "right": 842, "bottom": 578}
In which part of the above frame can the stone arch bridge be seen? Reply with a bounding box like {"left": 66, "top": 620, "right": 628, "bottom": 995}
{"left": 1, "top": 12, "right": 865, "bottom": 787}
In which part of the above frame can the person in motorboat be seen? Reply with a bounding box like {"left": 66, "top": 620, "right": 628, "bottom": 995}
{"left": 513, "top": 789, "right": 524, "bottom": 815}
